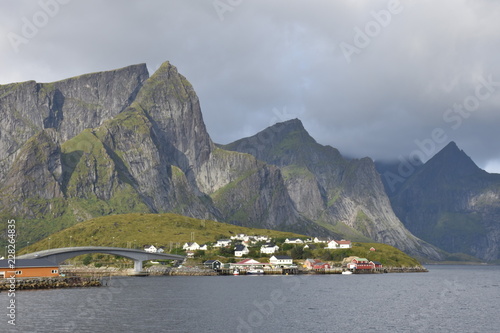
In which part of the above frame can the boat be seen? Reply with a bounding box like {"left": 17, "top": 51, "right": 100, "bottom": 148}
{"left": 342, "top": 270, "right": 353, "bottom": 275}
{"left": 233, "top": 269, "right": 240, "bottom": 275}
{"left": 247, "top": 269, "right": 264, "bottom": 275}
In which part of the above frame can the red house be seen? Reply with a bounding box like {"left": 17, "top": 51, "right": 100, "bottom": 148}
{"left": 313, "top": 262, "right": 331, "bottom": 269}
{"left": 350, "top": 258, "right": 374, "bottom": 270}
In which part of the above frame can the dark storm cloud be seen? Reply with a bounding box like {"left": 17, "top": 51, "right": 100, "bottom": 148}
{"left": 1, "top": 0, "right": 499, "bottom": 172}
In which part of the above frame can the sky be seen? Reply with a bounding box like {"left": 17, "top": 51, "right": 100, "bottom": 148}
{"left": 1, "top": 0, "right": 500, "bottom": 173}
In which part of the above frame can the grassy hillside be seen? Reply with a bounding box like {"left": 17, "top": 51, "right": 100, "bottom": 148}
{"left": 19, "top": 213, "right": 424, "bottom": 267}
{"left": 20, "top": 213, "right": 305, "bottom": 254}
{"left": 346, "top": 243, "right": 421, "bottom": 267}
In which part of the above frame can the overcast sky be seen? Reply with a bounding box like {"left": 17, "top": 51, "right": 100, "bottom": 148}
{"left": 1, "top": 0, "right": 500, "bottom": 172}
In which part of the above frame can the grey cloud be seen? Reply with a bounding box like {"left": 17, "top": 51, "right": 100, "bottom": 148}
{"left": 1, "top": 0, "right": 499, "bottom": 172}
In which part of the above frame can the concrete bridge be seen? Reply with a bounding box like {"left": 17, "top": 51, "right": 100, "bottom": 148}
{"left": 17, "top": 246, "right": 185, "bottom": 273}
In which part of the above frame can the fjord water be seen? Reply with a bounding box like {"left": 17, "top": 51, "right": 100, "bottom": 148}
{"left": 3, "top": 265, "right": 500, "bottom": 333}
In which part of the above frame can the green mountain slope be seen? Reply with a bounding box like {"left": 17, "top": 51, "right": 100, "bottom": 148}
{"left": 21, "top": 213, "right": 305, "bottom": 254}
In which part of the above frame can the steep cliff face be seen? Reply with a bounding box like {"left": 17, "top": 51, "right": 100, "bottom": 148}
{"left": 390, "top": 142, "right": 500, "bottom": 261}
{"left": 1, "top": 129, "right": 63, "bottom": 213}
{"left": 1, "top": 62, "right": 334, "bottom": 244}
{"left": 223, "top": 119, "right": 443, "bottom": 260}
{"left": 0, "top": 64, "right": 148, "bottom": 184}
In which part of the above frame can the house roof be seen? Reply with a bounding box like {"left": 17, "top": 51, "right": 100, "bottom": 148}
{"left": 234, "top": 244, "right": 247, "bottom": 251}
{"left": 0, "top": 259, "right": 58, "bottom": 268}
{"left": 272, "top": 255, "right": 292, "bottom": 260}
{"left": 354, "top": 258, "right": 369, "bottom": 262}
{"left": 203, "top": 260, "right": 220, "bottom": 264}
{"left": 337, "top": 240, "right": 351, "bottom": 244}
{"left": 313, "top": 262, "right": 328, "bottom": 266}
{"left": 235, "top": 259, "right": 260, "bottom": 265}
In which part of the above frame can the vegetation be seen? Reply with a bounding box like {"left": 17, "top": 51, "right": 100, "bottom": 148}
{"left": 16, "top": 212, "right": 424, "bottom": 268}
{"left": 19, "top": 213, "right": 304, "bottom": 254}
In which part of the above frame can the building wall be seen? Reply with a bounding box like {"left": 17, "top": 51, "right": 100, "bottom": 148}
{"left": 3, "top": 267, "right": 60, "bottom": 278}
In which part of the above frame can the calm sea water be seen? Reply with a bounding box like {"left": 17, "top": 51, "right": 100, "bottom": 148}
{"left": 2, "top": 265, "right": 500, "bottom": 333}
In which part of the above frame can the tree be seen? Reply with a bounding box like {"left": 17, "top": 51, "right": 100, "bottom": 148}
{"left": 291, "top": 246, "right": 304, "bottom": 259}
{"left": 82, "top": 254, "right": 92, "bottom": 266}
{"left": 319, "top": 250, "right": 333, "bottom": 261}
{"left": 194, "top": 250, "right": 205, "bottom": 258}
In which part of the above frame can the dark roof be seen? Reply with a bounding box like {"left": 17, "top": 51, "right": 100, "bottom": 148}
{"left": 234, "top": 245, "right": 247, "bottom": 251}
{"left": 203, "top": 260, "right": 221, "bottom": 265}
{"left": 0, "top": 259, "right": 58, "bottom": 268}
{"left": 273, "top": 255, "right": 292, "bottom": 260}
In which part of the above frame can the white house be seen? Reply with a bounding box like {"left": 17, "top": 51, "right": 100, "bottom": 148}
{"left": 214, "top": 239, "right": 232, "bottom": 247}
{"left": 199, "top": 244, "right": 208, "bottom": 251}
{"left": 144, "top": 245, "right": 157, "bottom": 253}
{"left": 313, "top": 237, "right": 329, "bottom": 243}
{"left": 183, "top": 242, "right": 200, "bottom": 251}
{"left": 285, "top": 238, "right": 304, "bottom": 244}
{"left": 230, "top": 234, "right": 250, "bottom": 241}
{"left": 325, "top": 239, "right": 352, "bottom": 249}
{"left": 325, "top": 240, "right": 339, "bottom": 249}
{"left": 337, "top": 240, "right": 352, "bottom": 249}
{"left": 234, "top": 244, "right": 250, "bottom": 257}
{"left": 254, "top": 235, "right": 271, "bottom": 242}
{"left": 270, "top": 255, "right": 293, "bottom": 266}
{"left": 260, "top": 244, "right": 279, "bottom": 254}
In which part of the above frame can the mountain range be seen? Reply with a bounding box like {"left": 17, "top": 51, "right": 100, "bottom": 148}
{"left": 1, "top": 61, "right": 498, "bottom": 261}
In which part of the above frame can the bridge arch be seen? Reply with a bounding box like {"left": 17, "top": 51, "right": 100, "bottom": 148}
{"left": 18, "top": 246, "right": 185, "bottom": 273}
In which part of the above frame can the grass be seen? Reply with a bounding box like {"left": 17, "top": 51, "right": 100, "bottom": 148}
{"left": 346, "top": 242, "right": 422, "bottom": 267}
{"left": 19, "top": 213, "right": 306, "bottom": 254}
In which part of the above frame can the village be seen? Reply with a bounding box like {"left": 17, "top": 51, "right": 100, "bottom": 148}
{"left": 1, "top": 232, "right": 428, "bottom": 291}
{"left": 142, "top": 234, "right": 385, "bottom": 275}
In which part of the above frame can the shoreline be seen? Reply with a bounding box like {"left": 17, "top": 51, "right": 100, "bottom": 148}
{"left": 0, "top": 266, "right": 428, "bottom": 290}
{"left": 0, "top": 276, "right": 104, "bottom": 291}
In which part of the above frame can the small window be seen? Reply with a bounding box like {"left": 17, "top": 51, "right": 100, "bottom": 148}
{"left": 51, "top": 269, "right": 58, "bottom": 274}
{"left": 15, "top": 270, "right": 22, "bottom": 275}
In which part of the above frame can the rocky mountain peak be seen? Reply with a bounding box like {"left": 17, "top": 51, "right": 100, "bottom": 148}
{"left": 419, "top": 141, "right": 484, "bottom": 181}
{"left": 133, "top": 61, "right": 213, "bottom": 171}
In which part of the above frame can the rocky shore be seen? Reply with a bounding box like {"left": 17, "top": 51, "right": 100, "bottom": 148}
{"left": 147, "top": 265, "right": 218, "bottom": 276}
{"left": 0, "top": 276, "right": 103, "bottom": 291}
